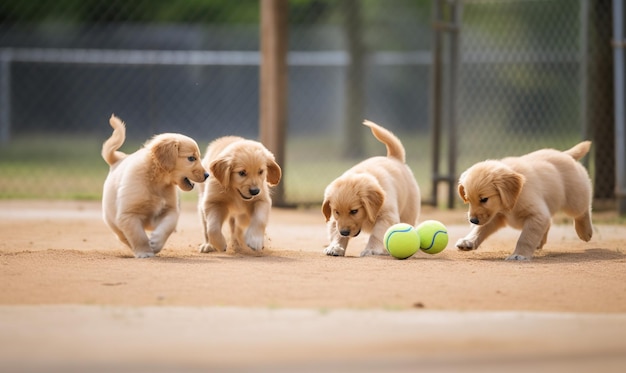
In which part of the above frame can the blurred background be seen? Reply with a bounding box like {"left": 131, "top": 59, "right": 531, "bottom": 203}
{"left": 0, "top": 0, "right": 617, "bottom": 210}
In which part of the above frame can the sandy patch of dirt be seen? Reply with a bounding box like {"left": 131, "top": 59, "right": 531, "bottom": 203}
{"left": 1, "top": 200, "right": 625, "bottom": 372}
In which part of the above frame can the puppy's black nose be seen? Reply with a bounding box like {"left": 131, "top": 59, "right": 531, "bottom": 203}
{"left": 249, "top": 187, "right": 260, "bottom": 196}
{"left": 203, "top": 172, "right": 209, "bottom": 180}
{"left": 340, "top": 229, "right": 351, "bottom": 237}
{"left": 470, "top": 217, "right": 479, "bottom": 225}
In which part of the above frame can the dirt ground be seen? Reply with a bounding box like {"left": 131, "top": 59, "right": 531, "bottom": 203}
{"left": 1, "top": 200, "right": 626, "bottom": 372}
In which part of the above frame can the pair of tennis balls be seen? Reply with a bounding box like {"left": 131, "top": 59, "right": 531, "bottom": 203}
{"left": 384, "top": 220, "right": 448, "bottom": 259}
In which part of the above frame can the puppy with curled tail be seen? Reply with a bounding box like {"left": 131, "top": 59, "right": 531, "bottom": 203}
{"left": 101, "top": 114, "right": 209, "bottom": 258}
{"left": 322, "top": 120, "right": 421, "bottom": 257}
{"left": 456, "top": 141, "right": 593, "bottom": 261}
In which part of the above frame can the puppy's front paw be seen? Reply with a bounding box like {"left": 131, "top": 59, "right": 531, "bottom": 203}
{"left": 505, "top": 254, "right": 531, "bottom": 261}
{"left": 134, "top": 251, "right": 155, "bottom": 259}
{"left": 245, "top": 231, "right": 265, "bottom": 251}
{"left": 456, "top": 238, "right": 476, "bottom": 251}
{"left": 360, "top": 247, "right": 388, "bottom": 257}
{"left": 199, "top": 243, "right": 217, "bottom": 253}
{"left": 149, "top": 239, "right": 164, "bottom": 254}
{"left": 324, "top": 244, "right": 345, "bottom": 257}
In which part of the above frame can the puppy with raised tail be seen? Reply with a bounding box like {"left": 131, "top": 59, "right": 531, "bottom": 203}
{"left": 456, "top": 141, "right": 593, "bottom": 261}
{"left": 322, "top": 120, "right": 421, "bottom": 257}
{"left": 101, "top": 115, "right": 209, "bottom": 258}
{"left": 198, "top": 136, "right": 281, "bottom": 253}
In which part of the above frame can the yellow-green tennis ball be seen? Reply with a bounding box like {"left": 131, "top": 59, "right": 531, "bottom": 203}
{"left": 416, "top": 220, "right": 448, "bottom": 254}
{"left": 384, "top": 223, "right": 420, "bottom": 259}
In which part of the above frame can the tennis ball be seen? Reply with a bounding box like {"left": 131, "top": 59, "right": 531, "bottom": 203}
{"left": 384, "top": 223, "right": 420, "bottom": 259}
{"left": 416, "top": 220, "right": 448, "bottom": 254}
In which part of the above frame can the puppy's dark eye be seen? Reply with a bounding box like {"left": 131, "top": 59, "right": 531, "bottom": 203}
{"left": 480, "top": 197, "right": 489, "bottom": 203}
{"left": 238, "top": 170, "right": 247, "bottom": 177}
{"left": 187, "top": 156, "right": 196, "bottom": 162}
{"left": 349, "top": 209, "right": 358, "bottom": 215}
{"left": 259, "top": 169, "right": 264, "bottom": 175}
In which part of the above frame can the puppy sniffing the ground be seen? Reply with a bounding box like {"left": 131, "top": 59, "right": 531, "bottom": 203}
{"left": 322, "top": 120, "right": 421, "bottom": 257}
{"left": 198, "top": 136, "right": 281, "bottom": 253}
{"left": 101, "top": 115, "right": 208, "bottom": 258}
{"left": 456, "top": 141, "right": 593, "bottom": 261}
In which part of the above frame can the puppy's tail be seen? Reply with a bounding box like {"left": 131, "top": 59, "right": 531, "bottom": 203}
{"left": 101, "top": 114, "right": 127, "bottom": 166}
{"left": 362, "top": 120, "right": 406, "bottom": 163}
{"left": 564, "top": 141, "right": 592, "bottom": 161}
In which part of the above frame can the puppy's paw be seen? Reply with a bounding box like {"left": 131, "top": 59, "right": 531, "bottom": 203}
{"left": 505, "top": 254, "right": 531, "bottom": 261}
{"left": 245, "top": 231, "right": 265, "bottom": 251}
{"left": 134, "top": 251, "right": 155, "bottom": 259}
{"left": 324, "top": 244, "right": 345, "bottom": 256}
{"left": 360, "top": 248, "right": 388, "bottom": 257}
{"left": 149, "top": 239, "right": 164, "bottom": 254}
{"left": 456, "top": 238, "right": 476, "bottom": 251}
{"left": 199, "top": 243, "right": 217, "bottom": 253}
{"left": 575, "top": 223, "right": 593, "bottom": 242}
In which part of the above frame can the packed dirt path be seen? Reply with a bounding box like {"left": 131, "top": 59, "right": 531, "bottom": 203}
{"left": 1, "top": 200, "right": 625, "bottom": 372}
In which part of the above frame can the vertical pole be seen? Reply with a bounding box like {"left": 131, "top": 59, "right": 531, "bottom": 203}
{"left": 343, "top": 0, "right": 365, "bottom": 159}
{"left": 579, "top": 0, "right": 590, "bottom": 161}
{"left": 430, "top": 0, "right": 461, "bottom": 209}
{"left": 430, "top": 0, "right": 444, "bottom": 207}
{"left": 260, "top": 0, "right": 287, "bottom": 206}
{"left": 0, "top": 50, "right": 11, "bottom": 144}
{"left": 590, "top": 0, "right": 615, "bottom": 202}
{"left": 446, "top": 0, "right": 461, "bottom": 210}
{"left": 612, "top": 0, "right": 626, "bottom": 215}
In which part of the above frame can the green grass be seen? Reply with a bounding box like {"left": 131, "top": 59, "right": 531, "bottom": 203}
{"left": 0, "top": 130, "right": 587, "bottom": 205}
{"left": 0, "top": 135, "right": 109, "bottom": 200}
{"left": 0, "top": 133, "right": 434, "bottom": 204}
{"left": 282, "top": 133, "right": 433, "bottom": 205}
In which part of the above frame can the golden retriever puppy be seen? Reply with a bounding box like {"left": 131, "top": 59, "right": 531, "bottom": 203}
{"left": 456, "top": 141, "right": 593, "bottom": 261}
{"left": 322, "top": 120, "right": 421, "bottom": 257}
{"left": 198, "top": 136, "right": 281, "bottom": 253}
{"left": 101, "top": 115, "right": 209, "bottom": 258}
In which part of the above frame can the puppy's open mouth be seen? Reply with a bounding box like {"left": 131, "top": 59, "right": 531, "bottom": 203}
{"left": 182, "top": 177, "right": 195, "bottom": 190}
{"left": 238, "top": 190, "right": 253, "bottom": 200}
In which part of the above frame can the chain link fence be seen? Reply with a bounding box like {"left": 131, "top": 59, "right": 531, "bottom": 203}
{"left": 0, "top": 0, "right": 617, "bottom": 210}
{"left": 458, "top": 0, "right": 615, "bottom": 208}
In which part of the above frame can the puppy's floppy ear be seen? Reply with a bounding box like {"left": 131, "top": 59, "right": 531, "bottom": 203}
{"left": 457, "top": 171, "right": 469, "bottom": 203}
{"left": 494, "top": 170, "right": 525, "bottom": 211}
{"left": 458, "top": 183, "right": 469, "bottom": 204}
{"left": 151, "top": 137, "right": 179, "bottom": 171}
{"left": 266, "top": 158, "right": 282, "bottom": 186}
{"left": 209, "top": 157, "right": 231, "bottom": 187}
{"left": 360, "top": 186, "right": 385, "bottom": 224}
{"left": 322, "top": 199, "right": 332, "bottom": 222}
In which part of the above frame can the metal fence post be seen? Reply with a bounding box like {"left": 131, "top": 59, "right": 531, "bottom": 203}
{"left": 0, "top": 49, "right": 11, "bottom": 145}
{"left": 430, "top": 0, "right": 462, "bottom": 209}
{"left": 447, "top": 0, "right": 462, "bottom": 210}
{"left": 579, "top": 0, "right": 590, "bottom": 168}
{"left": 430, "top": 0, "right": 443, "bottom": 208}
{"left": 612, "top": 0, "right": 626, "bottom": 215}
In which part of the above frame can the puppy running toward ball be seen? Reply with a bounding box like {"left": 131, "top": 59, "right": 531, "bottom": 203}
{"left": 322, "top": 120, "right": 421, "bottom": 257}
{"left": 197, "top": 136, "right": 282, "bottom": 253}
{"left": 456, "top": 141, "right": 593, "bottom": 261}
{"left": 101, "top": 115, "right": 209, "bottom": 258}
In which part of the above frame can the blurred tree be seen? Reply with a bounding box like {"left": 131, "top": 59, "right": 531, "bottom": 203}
{"left": 0, "top": 0, "right": 260, "bottom": 24}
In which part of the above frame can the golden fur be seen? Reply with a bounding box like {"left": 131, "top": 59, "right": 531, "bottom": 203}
{"left": 101, "top": 115, "right": 208, "bottom": 258}
{"left": 322, "top": 120, "right": 421, "bottom": 257}
{"left": 198, "top": 136, "right": 281, "bottom": 253}
{"left": 456, "top": 141, "right": 593, "bottom": 261}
